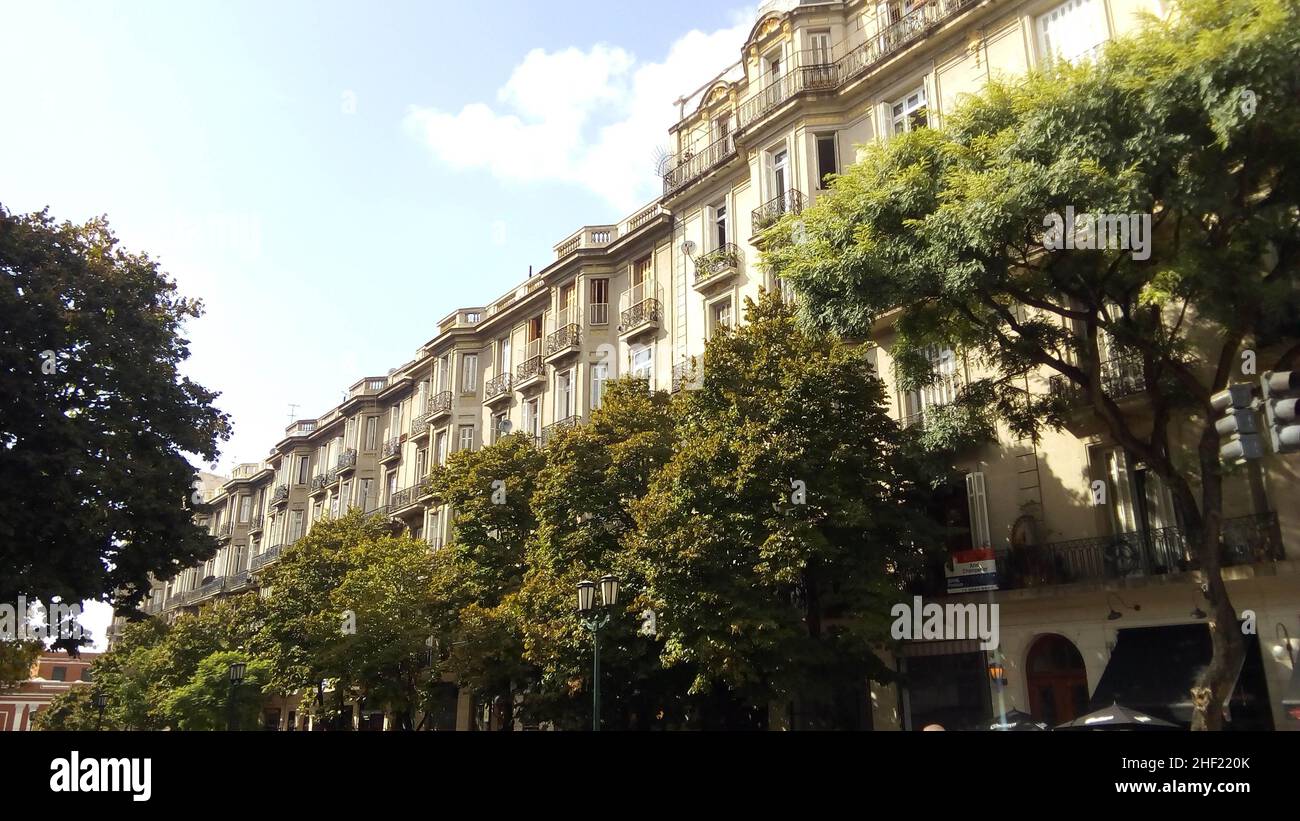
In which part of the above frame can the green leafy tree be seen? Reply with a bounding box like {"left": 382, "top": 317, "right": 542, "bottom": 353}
{"left": 257, "top": 511, "right": 395, "bottom": 719}
{"left": 425, "top": 434, "right": 546, "bottom": 726}
{"left": 0, "top": 640, "right": 41, "bottom": 691}
{"left": 0, "top": 207, "right": 232, "bottom": 610}
{"left": 31, "top": 687, "right": 100, "bottom": 731}
{"left": 630, "top": 293, "right": 937, "bottom": 728}
{"left": 163, "top": 650, "right": 271, "bottom": 731}
{"left": 519, "top": 379, "right": 691, "bottom": 728}
{"left": 328, "top": 528, "right": 440, "bottom": 730}
{"left": 765, "top": 0, "right": 1300, "bottom": 729}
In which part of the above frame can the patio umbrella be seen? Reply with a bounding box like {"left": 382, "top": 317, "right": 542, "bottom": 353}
{"left": 988, "top": 709, "right": 1048, "bottom": 731}
{"left": 1055, "top": 701, "right": 1181, "bottom": 730}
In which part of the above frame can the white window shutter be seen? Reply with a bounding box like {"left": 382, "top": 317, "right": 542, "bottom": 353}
{"left": 966, "top": 471, "right": 991, "bottom": 549}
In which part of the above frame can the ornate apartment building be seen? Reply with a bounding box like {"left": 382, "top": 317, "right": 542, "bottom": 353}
{"left": 123, "top": 0, "right": 1299, "bottom": 730}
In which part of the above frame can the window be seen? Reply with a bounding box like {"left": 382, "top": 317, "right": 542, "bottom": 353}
{"left": 296, "top": 456, "right": 310, "bottom": 485}
{"left": 809, "top": 30, "right": 831, "bottom": 64}
{"left": 435, "top": 432, "right": 448, "bottom": 465}
{"left": 589, "top": 279, "right": 609, "bottom": 324}
{"left": 290, "top": 510, "right": 305, "bottom": 540}
{"left": 390, "top": 405, "right": 401, "bottom": 438}
{"left": 231, "top": 543, "right": 246, "bottom": 573}
{"left": 713, "top": 202, "right": 728, "bottom": 249}
{"left": 491, "top": 411, "right": 507, "bottom": 443}
{"left": 239, "top": 495, "right": 251, "bottom": 522}
{"left": 711, "top": 299, "right": 734, "bottom": 336}
{"left": 346, "top": 417, "right": 356, "bottom": 448}
{"left": 340, "top": 480, "right": 352, "bottom": 510}
{"left": 498, "top": 337, "right": 511, "bottom": 372}
{"left": 1037, "top": 0, "right": 1108, "bottom": 64}
{"left": 633, "top": 256, "right": 651, "bottom": 287}
{"left": 591, "top": 362, "right": 609, "bottom": 410}
{"left": 385, "top": 472, "right": 397, "bottom": 504}
{"left": 437, "top": 356, "right": 450, "bottom": 392}
{"left": 364, "top": 417, "right": 378, "bottom": 451}
{"left": 51, "top": 666, "right": 66, "bottom": 682}
{"left": 524, "top": 398, "right": 540, "bottom": 440}
{"left": 556, "top": 369, "right": 574, "bottom": 419}
{"left": 900, "top": 347, "right": 959, "bottom": 427}
{"left": 458, "top": 424, "right": 474, "bottom": 452}
{"left": 462, "top": 354, "right": 478, "bottom": 392}
{"left": 415, "top": 448, "right": 428, "bottom": 478}
{"left": 816, "top": 134, "right": 838, "bottom": 188}
{"left": 630, "top": 345, "right": 653, "bottom": 382}
{"left": 714, "top": 114, "right": 730, "bottom": 142}
{"left": 771, "top": 149, "right": 789, "bottom": 197}
{"left": 360, "top": 478, "right": 374, "bottom": 510}
{"left": 891, "top": 87, "right": 928, "bottom": 134}
{"left": 330, "top": 493, "right": 340, "bottom": 519}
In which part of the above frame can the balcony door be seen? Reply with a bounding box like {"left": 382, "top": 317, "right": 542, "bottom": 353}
{"left": 900, "top": 347, "right": 958, "bottom": 426}
{"left": 1092, "top": 445, "right": 1182, "bottom": 574}
{"left": 772, "top": 149, "right": 789, "bottom": 201}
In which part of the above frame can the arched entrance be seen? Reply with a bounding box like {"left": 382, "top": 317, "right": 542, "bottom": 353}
{"left": 1025, "top": 634, "right": 1088, "bottom": 726}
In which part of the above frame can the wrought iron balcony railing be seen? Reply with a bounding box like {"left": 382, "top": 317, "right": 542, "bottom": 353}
{"left": 1048, "top": 354, "right": 1147, "bottom": 405}
{"left": 541, "top": 415, "right": 581, "bottom": 445}
{"left": 390, "top": 486, "right": 417, "bottom": 511}
{"left": 662, "top": 132, "right": 737, "bottom": 196}
{"left": 737, "top": 54, "right": 838, "bottom": 131}
{"left": 335, "top": 448, "right": 357, "bottom": 471}
{"left": 837, "top": 0, "right": 980, "bottom": 88}
{"left": 427, "top": 390, "right": 453, "bottom": 416}
{"left": 516, "top": 350, "right": 544, "bottom": 384}
{"left": 309, "top": 473, "right": 332, "bottom": 492}
{"left": 250, "top": 544, "right": 285, "bottom": 572}
{"left": 994, "top": 513, "right": 1284, "bottom": 590}
{"left": 411, "top": 413, "right": 430, "bottom": 436}
{"left": 271, "top": 484, "right": 289, "bottom": 504}
{"left": 484, "top": 372, "right": 512, "bottom": 401}
{"left": 544, "top": 323, "right": 581, "bottom": 356}
{"left": 752, "top": 190, "right": 804, "bottom": 233}
{"left": 381, "top": 436, "right": 402, "bottom": 459}
{"left": 694, "top": 243, "right": 742, "bottom": 286}
{"left": 217, "top": 522, "right": 233, "bottom": 539}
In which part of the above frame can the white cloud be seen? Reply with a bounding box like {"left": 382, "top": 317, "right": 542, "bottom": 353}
{"left": 405, "top": 14, "right": 754, "bottom": 212}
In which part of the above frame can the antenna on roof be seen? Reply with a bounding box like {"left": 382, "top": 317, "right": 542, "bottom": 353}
{"left": 528, "top": 265, "right": 533, "bottom": 278}
{"left": 287, "top": 403, "right": 300, "bottom": 423}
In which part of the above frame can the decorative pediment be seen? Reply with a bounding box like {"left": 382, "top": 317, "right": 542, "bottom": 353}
{"left": 745, "top": 12, "right": 784, "bottom": 49}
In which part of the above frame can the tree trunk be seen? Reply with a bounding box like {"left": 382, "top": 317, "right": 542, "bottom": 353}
{"left": 1165, "top": 425, "right": 1246, "bottom": 731}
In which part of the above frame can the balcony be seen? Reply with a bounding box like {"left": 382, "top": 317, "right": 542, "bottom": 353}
{"left": 309, "top": 473, "right": 333, "bottom": 495}
{"left": 858, "top": 0, "right": 976, "bottom": 78}
{"left": 555, "top": 225, "right": 617, "bottom": 259}
{"left": 737, "top": 54, "right": 839, "bottom": 134}
{"left": 411, "top": 412, "right": 431, "bottom": 437}
{"left": 217, "top": 522, "right": 233, "bottom": 541}
{"left": 752, "top": 190, "right": 804, "bottom": 234}
{"left": 334, "top": 448, "right": 357, "bottom": 474}
{"left": 541, "top": 415, "right": 581, "bottom": 446}
{"left": 1048, "top": 354, "right": 1147, "bottom": 406}
{"left": 250, "top": 544, "right": 284, "bottom": 572}
{"left": 663, "top": 132, "right": 737, "bottom": 196}
{"left": 515, "top": 339, "right": 545, "bottom": 391}
{"left": 693, "top": 243, "right": 742, "bottom": 290}
{"left": 619, "top": 282, "right": 662, "bottom": 340}
{"left": 544, "top": 314, "right": 581, "bottom": 362}
{"left": 671, "top": 361, "right": 696, "bottom": 393}
{"left": 380, "top": 436, "right": 402, "bottom": 462}
{"left": 271, "top": 484, "right": 289, "bottom": 506}
{"left": 226, "top": 570, "right": 251, "bottom": 592}
{"left": 248, "top": 514, "right": 264, "bottom": 534}
{"left": 426, "top": 390, "right": 453, "bottom": 422}
{"left": 194, "top": 576, "right": 228, "bottom": 602}
{"left": 484, "top": 372, "right": 513, "bottom": 405}
{"left": 389, "top": 485, "right": 421, "bottom": 513}
{"left": 994, "top": 513, "right": 1285, "bottom": 591}
{"left": 900, "top": 374, "right": 964, "bottom": 430}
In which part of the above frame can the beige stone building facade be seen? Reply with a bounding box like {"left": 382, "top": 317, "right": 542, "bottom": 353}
{"left": 121, "top": 0, "right": 1299, "bottom": 730}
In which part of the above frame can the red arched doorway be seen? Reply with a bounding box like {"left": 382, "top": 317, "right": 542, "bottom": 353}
{"left": 1026, "top": 634, "right": 1089, "bottom": 726}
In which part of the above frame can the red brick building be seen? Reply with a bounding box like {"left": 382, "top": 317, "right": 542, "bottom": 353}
{"left": 0, "top": 652, "right": 99, "bottom": 731}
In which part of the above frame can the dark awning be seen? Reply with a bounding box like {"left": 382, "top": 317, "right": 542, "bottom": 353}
{"left": 1088, "top": 623, "right": 1256, "bottom": 726}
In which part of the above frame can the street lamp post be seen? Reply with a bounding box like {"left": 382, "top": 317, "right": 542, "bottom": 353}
{"left": 227, "top": 662, "right": 247, "bottom": 732}
{"left": 92, "top": 692, "right": 108, "bottom": 731}
{"left": 577, "top": 574, "right": 619, "bottom": 732}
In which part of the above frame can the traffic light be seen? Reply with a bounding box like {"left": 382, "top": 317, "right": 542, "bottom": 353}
{"left": 1211, "top": 383, "right": 1262, "bottom": 464}
{"left": 1261, "top": 370, "right": 1300, "bottom": 454}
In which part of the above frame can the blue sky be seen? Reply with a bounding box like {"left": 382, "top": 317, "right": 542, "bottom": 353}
{"left": 0, "top": 0, "right": 755, "bottom": 467}
{"left": 0, "top": 0, "right": 762, "bottom": 643}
